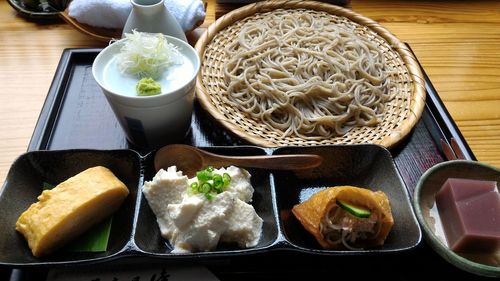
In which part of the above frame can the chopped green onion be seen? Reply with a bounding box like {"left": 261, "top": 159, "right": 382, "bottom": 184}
{"left": 213, "top": 174, "right": 223, "bottom": 191}
{"left": 197, "top": 168, "right": 212, "bottom": 182}
{"left": 200, "top": 182, "right": 212, "bottom": 193}
{"left": 213, "top": 174, "right": 222, "bottom": 182}
{"left": 188, "top": 167, "right": 232, "bottom": 200}
{"left": 222, "top": 173, "right": 231, "bottom": 188}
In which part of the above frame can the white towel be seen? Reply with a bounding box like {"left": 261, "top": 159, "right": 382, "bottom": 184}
{"left": 68, "top": 0, "right": 205, "bottom": 32}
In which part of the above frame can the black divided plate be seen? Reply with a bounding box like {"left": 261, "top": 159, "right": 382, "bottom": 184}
{"left": 0, "top": 145, "right": 419, "bottom": 266}
{"left": 2, "top": 45, "right": 493, "bottom": 280}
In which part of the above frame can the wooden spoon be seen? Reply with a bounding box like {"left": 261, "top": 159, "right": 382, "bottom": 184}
{"left": 154, "top": 144, "right": 323, "bottom": 177}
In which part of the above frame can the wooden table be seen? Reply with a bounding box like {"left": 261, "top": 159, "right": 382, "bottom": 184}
{"left": 1, "top": 0, "right": 499, "bottom": 189}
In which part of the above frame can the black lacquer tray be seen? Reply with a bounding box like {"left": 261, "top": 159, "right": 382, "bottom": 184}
{"left": 2, "top": 45, "right": 492, "bottom": 280}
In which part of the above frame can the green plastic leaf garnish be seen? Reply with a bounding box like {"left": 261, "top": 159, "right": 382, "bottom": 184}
{"left": 66, "top": 217, "right": 112, "bottom": 252}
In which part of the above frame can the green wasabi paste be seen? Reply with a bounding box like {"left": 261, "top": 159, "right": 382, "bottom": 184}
{"left": 136, "top": 77, "right": 162, "bottom": 96}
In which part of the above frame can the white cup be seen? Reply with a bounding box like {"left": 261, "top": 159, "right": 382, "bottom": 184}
{"left": 92, "top": 35, "right": 200, "bottom": 148}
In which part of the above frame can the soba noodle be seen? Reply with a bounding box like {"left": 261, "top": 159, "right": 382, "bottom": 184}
{"left": 222, "top": 10, "right": 394, "bottom": 139}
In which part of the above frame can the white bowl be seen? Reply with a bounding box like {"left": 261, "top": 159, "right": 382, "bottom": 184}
{"left": 92, "top": 35, "right": 200, "bottom": 148}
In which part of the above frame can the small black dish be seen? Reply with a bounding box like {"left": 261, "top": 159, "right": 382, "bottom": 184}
{"left": 133, "top": 146, "right": 280, "bottom": 258}
{"left": 273, "top": 144, "right": 422, "bottom": 254}
{"left": 7, "top": 0, "right": 64, "bottom": 19}
{"left": 0, "top": 149, "right": 141, "bottom": 267}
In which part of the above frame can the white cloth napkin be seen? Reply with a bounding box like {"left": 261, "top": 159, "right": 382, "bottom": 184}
{"left": 68, "top": 0, "right": 206, "bottom": 32}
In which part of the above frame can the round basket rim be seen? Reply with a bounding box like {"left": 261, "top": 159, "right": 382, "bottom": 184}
{"left": 194, "top": 0, "right": 426, "bottom": 148}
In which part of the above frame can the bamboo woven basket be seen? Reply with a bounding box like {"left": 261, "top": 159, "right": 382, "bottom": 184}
{"left": 194, "top": 0, "right": 426, "bottom": 148}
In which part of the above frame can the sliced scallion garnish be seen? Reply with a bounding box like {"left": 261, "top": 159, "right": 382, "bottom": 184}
{"left": 189, "top": 166, "right": 231, "bottom": 200}
{"left": 222, "top": 173, "right": 231, "bottom": 187}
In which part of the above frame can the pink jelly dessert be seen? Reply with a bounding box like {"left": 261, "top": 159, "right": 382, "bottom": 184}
{"left": 435, "top": 178, "right": 500, "bottom": 253}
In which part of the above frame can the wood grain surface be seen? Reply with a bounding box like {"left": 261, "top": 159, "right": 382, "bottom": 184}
{"left": 0, "top": 0, "right": 499, "bottom": 189}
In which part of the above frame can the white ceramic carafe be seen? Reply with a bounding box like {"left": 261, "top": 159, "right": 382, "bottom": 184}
{"left": 122, "top": 0, "right": 187, "bottom": 42}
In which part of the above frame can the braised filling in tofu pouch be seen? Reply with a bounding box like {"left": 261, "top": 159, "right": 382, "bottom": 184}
{"left": 292, "top": 186, "right": 394, "bottom": 250}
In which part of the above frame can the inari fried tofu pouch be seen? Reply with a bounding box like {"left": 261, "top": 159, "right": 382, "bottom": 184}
{"left": 292, "top": 185, "right": 394, "bottom": 250}
{"left": 15, "top": 166, "right": 129, "bottom": 257}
